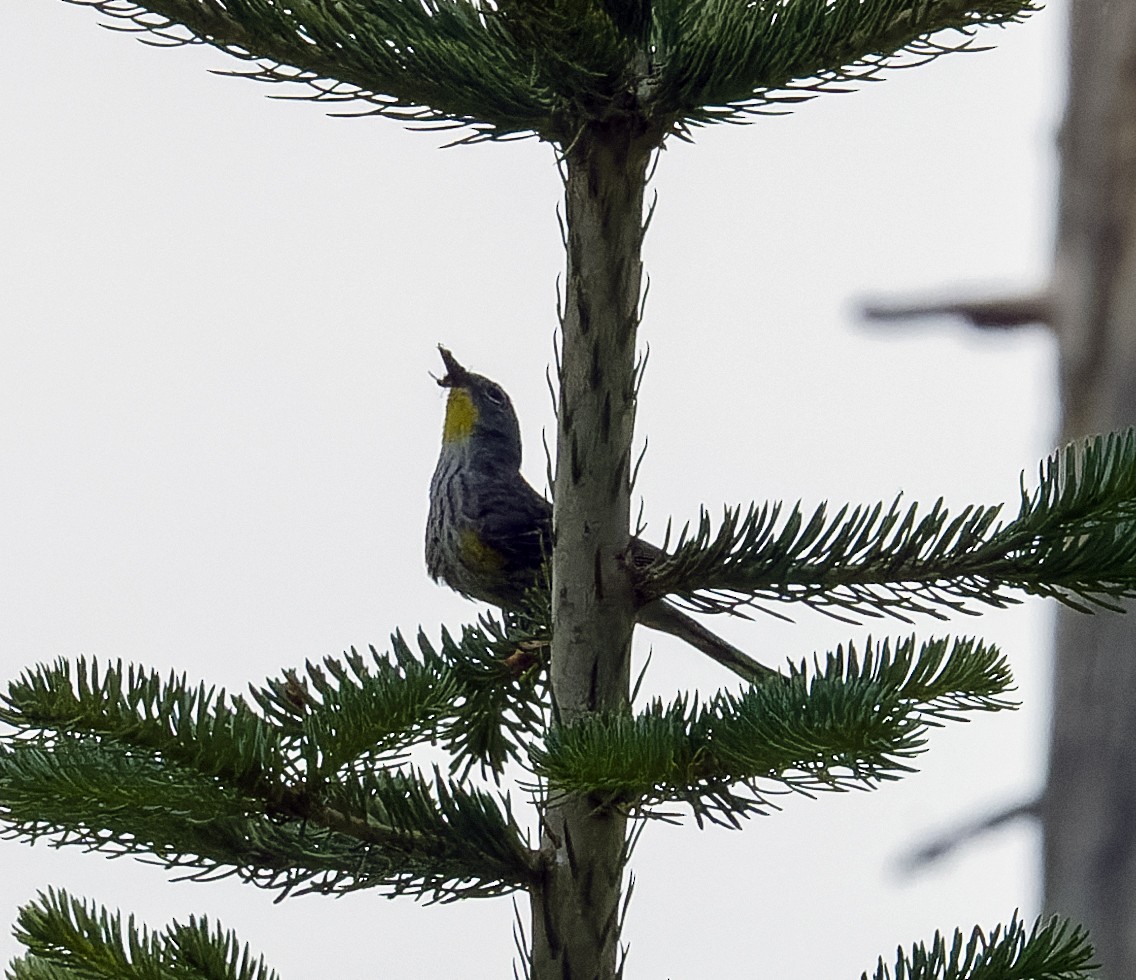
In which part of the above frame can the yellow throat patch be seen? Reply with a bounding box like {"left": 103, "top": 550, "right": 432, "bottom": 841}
{"left": 443, "top": 388, "right": 478, "bottom": 443}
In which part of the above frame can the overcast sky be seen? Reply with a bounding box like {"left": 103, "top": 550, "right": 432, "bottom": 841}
{"left": 3, "top": 4, "right": 1064, "bottom": 977}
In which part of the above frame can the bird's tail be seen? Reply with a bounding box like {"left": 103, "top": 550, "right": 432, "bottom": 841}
{"left": 637, "top": 599, "right": 778, "bottom": 683}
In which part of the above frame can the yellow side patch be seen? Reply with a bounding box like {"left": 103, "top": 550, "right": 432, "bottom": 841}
{"left": 459, "top": 529, "right": 505, "bottom": 572}
{"left": 443, "top": 388, "right": 478, "bottom": 443}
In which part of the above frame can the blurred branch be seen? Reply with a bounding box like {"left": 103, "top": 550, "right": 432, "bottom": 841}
{"left": 898, "top": 796, "right": 1040, "bottom": 872}
{"left": 861, "top": 289, "right": 1053, "bottom": 329}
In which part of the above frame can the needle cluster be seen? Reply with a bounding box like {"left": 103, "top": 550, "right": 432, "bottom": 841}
{"left": 63, "top": 0, "right": 1037, "bottom": 141}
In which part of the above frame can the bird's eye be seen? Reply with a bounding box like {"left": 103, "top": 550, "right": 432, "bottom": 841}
{"left": 484, "top": 385, "right": 506, "bottom": 405}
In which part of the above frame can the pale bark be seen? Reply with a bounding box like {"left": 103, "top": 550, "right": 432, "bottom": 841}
{"left": 1042, "top": 4, "right": 1136, "bottom": 977}
{"left": 529, "top": 121, "right": 658, "bottom": 980}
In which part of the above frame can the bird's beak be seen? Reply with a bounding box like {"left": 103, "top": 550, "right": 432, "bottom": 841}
{"left": 436, "top": 345, "right": 470, "bottom": 388}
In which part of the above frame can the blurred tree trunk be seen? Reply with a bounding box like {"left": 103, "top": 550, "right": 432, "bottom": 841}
{"left": 1043, "top": 3, "right": 1136, "bottom": 977}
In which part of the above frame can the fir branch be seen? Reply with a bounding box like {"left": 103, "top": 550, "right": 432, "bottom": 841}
{"left": 641, "top": 429, "right": 1136, "bottom": 623}
{"left": 0, "top": 740, "right": 297, "bottom": 876}
{"left": 315, "top": 767, "right": 535, "bottom": 899}
{"left": 248, "top": 615, "right": 548, "bottom": 778}
{"left": 65, "top": 0, "right": 554, "bottom": 139}
{"left": 530, "top": 635, "right": 1013, "bottom": 824}
{"left": 56, "top": 0, "right": 1035, "bottom": 141}
{"left": 248, "top": 638, "right": 459, "bottom": 777}
{"left": 492, "top": 0, "right": 639, "bottom": 130}
{"left": 165, "top": 917, "right": 278, "bottom": 980}
{"left": 0, "top": 659, "right": 285, "bottom": 797}
{"left": 652, "top": 0, "right": 1039, "bottom": 126}
{"left": 598, "top": 0, "right": 652, "bottom": 44}
{"left": 0, "top": 632, "right": 540, "bottom": 898}
{"left": 865, "top": 912, "right": 1095, "bottom": 980}
{"left": 0, "top": 740, "right": 534, "bottom": 900}
{"left": 435, "top": 616, "right": 550, "bottom": 779}
{"left": 0, "top": 624, "right": 543, "bottom": 795}
{"left": 8, "top": 887, "right": 279, "bottom": 980}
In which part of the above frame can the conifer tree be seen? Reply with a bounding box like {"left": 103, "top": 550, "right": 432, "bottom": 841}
{"left": 0, "top": 1, "right": 1121, "bottom": 977}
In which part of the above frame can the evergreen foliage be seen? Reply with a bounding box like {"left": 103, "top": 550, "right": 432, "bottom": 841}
{"left": 645, "top": 430, "right": 1136, "bottom": 621}
{"left": 60, "top": 0, "right": 1037, "bottom": 140}
{"left": 865, "top": 913, "right": 1095, "bottom": 980}
{"left": 4, "top": 429, "right": 1128, "bottom": 973}
{"left": 8, "top": 888, "right": 278, "bottom": 980}
{"left": 4, "top": 0, "right": 1096, "bottom": 975}
{"left": 532, "top": 635, "right": 1014, "bottom": 823}
{"left": 0, "top": 649, "right": 536, "bottom": 900}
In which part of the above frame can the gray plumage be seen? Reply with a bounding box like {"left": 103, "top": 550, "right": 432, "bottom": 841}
{"left": 426, "top": 346, "right": 774, "bottom": 683}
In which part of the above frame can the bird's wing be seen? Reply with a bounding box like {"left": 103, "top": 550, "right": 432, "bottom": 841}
{"left": 468, "top": 477, "right": 553, "bottom": 573}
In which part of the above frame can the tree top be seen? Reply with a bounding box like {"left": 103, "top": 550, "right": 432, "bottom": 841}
{"left": 75, "top": 0, "right": 1038, "bottom": 143}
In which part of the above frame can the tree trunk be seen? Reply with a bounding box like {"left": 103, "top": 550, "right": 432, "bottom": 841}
{"left": 529, "top": 121, "right": 655, "bottom": 980}
{"left": 1043, "top": 4, "right": 1136, "bottom": 977}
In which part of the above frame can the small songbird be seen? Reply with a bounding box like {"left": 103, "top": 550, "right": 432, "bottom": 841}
{"left": 425, "top": 346, "right": 773, "bottom": 682}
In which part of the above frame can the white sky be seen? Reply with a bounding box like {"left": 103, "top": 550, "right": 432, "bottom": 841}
{"left": 3, "top": 3, "right": 1064, "bottom": 977}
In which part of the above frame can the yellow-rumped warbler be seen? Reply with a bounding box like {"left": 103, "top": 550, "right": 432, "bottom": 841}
{"left": 426, "top": 347, "right": 773, "bottom": 682}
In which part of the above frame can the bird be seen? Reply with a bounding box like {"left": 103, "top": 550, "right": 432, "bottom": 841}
{"left": 425, "top": 346, "right": 775, "bottom": 683}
